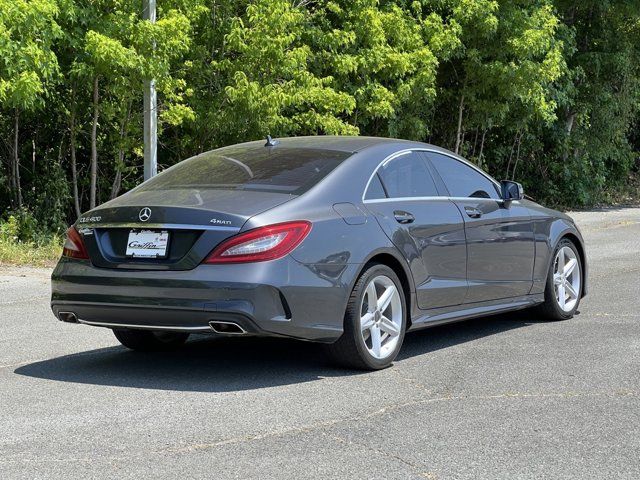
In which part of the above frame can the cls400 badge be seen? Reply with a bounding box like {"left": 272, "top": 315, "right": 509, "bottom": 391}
{"left": 79, "top": 216, "right": 101, "bottom": 223}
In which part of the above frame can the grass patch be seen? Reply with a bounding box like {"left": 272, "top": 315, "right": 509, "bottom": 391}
{"left": 0, "top": 236, "right": 62, "bottom": 267}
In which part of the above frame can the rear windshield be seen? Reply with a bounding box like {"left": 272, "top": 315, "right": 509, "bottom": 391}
{"left": 138, "top": 146, "right": 351, "bottom": 194}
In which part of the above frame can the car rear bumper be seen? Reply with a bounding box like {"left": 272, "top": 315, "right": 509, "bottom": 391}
{"left": 51, "top": 303, "right": 263, "bottom": 335}
{"left": 51, "top": 257, "right": 360, "bottom": 342}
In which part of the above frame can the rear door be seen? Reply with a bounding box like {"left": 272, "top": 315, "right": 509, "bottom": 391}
{"left": 364, "top": 151, "right": 467, "bottom": 309}
{"left": 426, "top": 152, "right": 535, "bottom": 303}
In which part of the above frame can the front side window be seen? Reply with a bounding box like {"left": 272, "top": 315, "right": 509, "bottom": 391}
{"left": 376, "top": 152, "right": 439, "bottom": 198}
{"left": 428, "top": 153, "right": 500, "bottom": 199}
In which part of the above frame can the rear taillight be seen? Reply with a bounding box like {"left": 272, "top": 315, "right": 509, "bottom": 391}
{"left": 204, "top": 221, "right": 311, "bottom": 264}
{"left": 62, "top": 226, "right": 89, "bottom": 260}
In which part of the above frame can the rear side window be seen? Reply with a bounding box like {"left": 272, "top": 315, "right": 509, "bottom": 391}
{"left": 138, "top": 146, "right": 351, "bottom": 195}
{"left": 377, "top": 152, "right": 439, "bottom": 198}
{"left": 428, "top": 153, "right": 500, "bottom": 199}
{"left": 364, "top": 174, "right": 387, "bottom": 200}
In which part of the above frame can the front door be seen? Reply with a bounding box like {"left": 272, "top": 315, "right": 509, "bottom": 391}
{"left": 426, "top": 152, "right": 535, "bottom": 303}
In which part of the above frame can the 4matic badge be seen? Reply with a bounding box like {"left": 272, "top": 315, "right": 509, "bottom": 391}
{"left": 210, "top": 218, "right": 232, "bottom": 226}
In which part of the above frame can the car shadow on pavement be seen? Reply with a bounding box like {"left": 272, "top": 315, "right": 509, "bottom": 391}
{"left": 15, "top": 309, "right": 548, "bottom": 393}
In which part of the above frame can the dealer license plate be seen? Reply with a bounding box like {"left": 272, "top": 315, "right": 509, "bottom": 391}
{"left": 126, "top": 230, "right": 169, "bottom": 258}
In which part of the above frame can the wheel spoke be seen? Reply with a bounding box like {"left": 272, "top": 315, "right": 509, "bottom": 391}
{"left": 564, "top": 258, "right": 577, "bottom": 277}
{"left": 553, "top": 273, "right": 563, "bottom": 286}
{"left": 558, "top": 248, "right": 565, "bottom": 271}
{"left": 557, "top": 283, "right": 566, "bottom": 309}
{"left": 370, "top": 325, "right": 382, "bottom": 357}
{"left": 379, "top": 316, "right": 400, "bottom": 337}
{"left": 377, "top": 286, "right": 395, "bottom": 313}
{"left": 360, "top": 312, "right": 375, "bottom": 332}
{"left": 564, "top": 281, "right": 578, "bottom": 300}
{"left": 365, "top": 281, "right": 377, "bottom": 312}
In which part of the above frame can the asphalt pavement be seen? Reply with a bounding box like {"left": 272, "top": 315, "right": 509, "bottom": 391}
{"left": 1, "top": 207, "right": 639, "bottom": 479}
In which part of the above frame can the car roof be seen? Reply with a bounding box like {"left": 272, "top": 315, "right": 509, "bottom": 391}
{"left": 217, "top": 135, "right": 420, "bottom": 154}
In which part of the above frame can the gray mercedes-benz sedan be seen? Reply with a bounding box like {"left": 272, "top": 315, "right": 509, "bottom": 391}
{"left": 51, "top": 136, "right": 587, "bottom": 369}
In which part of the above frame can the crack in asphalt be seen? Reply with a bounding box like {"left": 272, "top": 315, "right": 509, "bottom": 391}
{"left": 161, "top": 390, "right": 638, "bottom": 456}
{"left": 590, "top": 312, "right": 640, "bottom": 318}
{"left": 589, "top": 268, "right": 640, "bottom": 279}
{"left": 325, "top": 431, "right": 438, "bottom": 479}
{"left": 1, "top": 389, "right": 636, "bottom": 466}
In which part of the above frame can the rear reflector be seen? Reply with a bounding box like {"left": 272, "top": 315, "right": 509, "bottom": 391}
{"left": 204, "top": 221, "right": 311, "bottom": 264}
{"left": 62, "top": 226, "right": 89, "bottom": 260}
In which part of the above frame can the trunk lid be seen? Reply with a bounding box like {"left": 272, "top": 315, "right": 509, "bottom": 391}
{"left": 76, "top": 189, "right": 294, "bottom": 270}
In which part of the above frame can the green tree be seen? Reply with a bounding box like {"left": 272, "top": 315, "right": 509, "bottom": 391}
{"left": 430, "top": 0, "right": 565, "bottom": 171}
{"left": 0, "top": 0, "right": 61, "bottom": 208}
{"left": 65, "top": 0, "right": 196, "bottom": 209}
{"left": 547, "top": 0, "right": 640, "bottom": 204}
{"left": 220, "top": 0, "right": 357, "bottom": 142}
{"left": 310, "top": 0, "right": 460, "bottom": 140}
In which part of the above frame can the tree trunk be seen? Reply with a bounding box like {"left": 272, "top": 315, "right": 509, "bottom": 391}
{"left": 90, "top": 75, "right": 100, "bottom": 209}
{"left": 110, "top": 100, "right": 132, "bottom": 200}
{"left": 478, "top": 128, "right": 487, "bottom": 166}
{"left": 562, "top": 112, "right": 576, "bottom": 162}
{"left": 470, "top": 128, "right": 479, "bottom": 158}
{"left": 12, "top": 109, "right": 23, "bottom": 209}
{"left": 505, "top": 131, "right": 520, "bottom": 178}
{"left": 110, "top": 169, "right": 122, "bottom": 200}
{"left": 454, "top": 94, "right": 465, "bottom": 155}
{"left": 10, "top": 114, "right": 17, "bottom": 208}
{"left": 69, "top": 104, "right": 81, "bottom": 217}
{"left": 565, "top": 112, "right": 575, "bottom": 135}
{"left": 511, "top": 132, "right": 523, "bottom": 180}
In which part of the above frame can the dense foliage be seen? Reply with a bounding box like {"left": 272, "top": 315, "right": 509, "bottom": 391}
{"left": 1, "top": 0, "right": 639, "bottom": 234}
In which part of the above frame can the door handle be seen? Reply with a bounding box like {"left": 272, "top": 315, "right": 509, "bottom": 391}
{"left": 393, "top": 210, "right": 415, "bottom": 224}
{"left": 464, "top": 206, "right": 482, "bottom": 218}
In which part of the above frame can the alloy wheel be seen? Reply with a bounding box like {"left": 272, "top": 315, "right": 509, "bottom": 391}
{"left": 359, "top": 275, "right": 403, "bottom": 359}
{"left": 553, "top": 246, "right": 581, "bottom": 312}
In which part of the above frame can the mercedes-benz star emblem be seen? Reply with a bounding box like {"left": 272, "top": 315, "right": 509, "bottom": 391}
{"left": 139, "top": 207, "right": 152, "bottom": 222}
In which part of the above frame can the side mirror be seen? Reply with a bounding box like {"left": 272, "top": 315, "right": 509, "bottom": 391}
{"left": 500, "top": 180, "right": 524, "bottom": 201}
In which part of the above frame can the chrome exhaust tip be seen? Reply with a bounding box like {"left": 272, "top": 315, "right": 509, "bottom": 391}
{"left": 209, "top": 320, "right": 246, "bottom": 335}
{"left": 58, "top": 311, "right": 78, "bottom": 323}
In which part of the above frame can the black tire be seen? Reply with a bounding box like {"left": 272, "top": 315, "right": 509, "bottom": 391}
{"left": 537, "top": 238, "right": 583, "bottom": 321}
{"left": 326, "top": 263, "right": 407, "bottom": 370}
{"left": 112, "top": 329, "right": 190, "bottom": 352}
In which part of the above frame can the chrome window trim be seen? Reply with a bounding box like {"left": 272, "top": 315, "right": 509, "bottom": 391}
{"left": 364, "top": 196, "right": 445, "bottom": 204}
{"left": 361, "top": 148, "right": 502, "bottom": 203}
{"left": 364, "top": 196, "right": 515, "bottom": 205}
